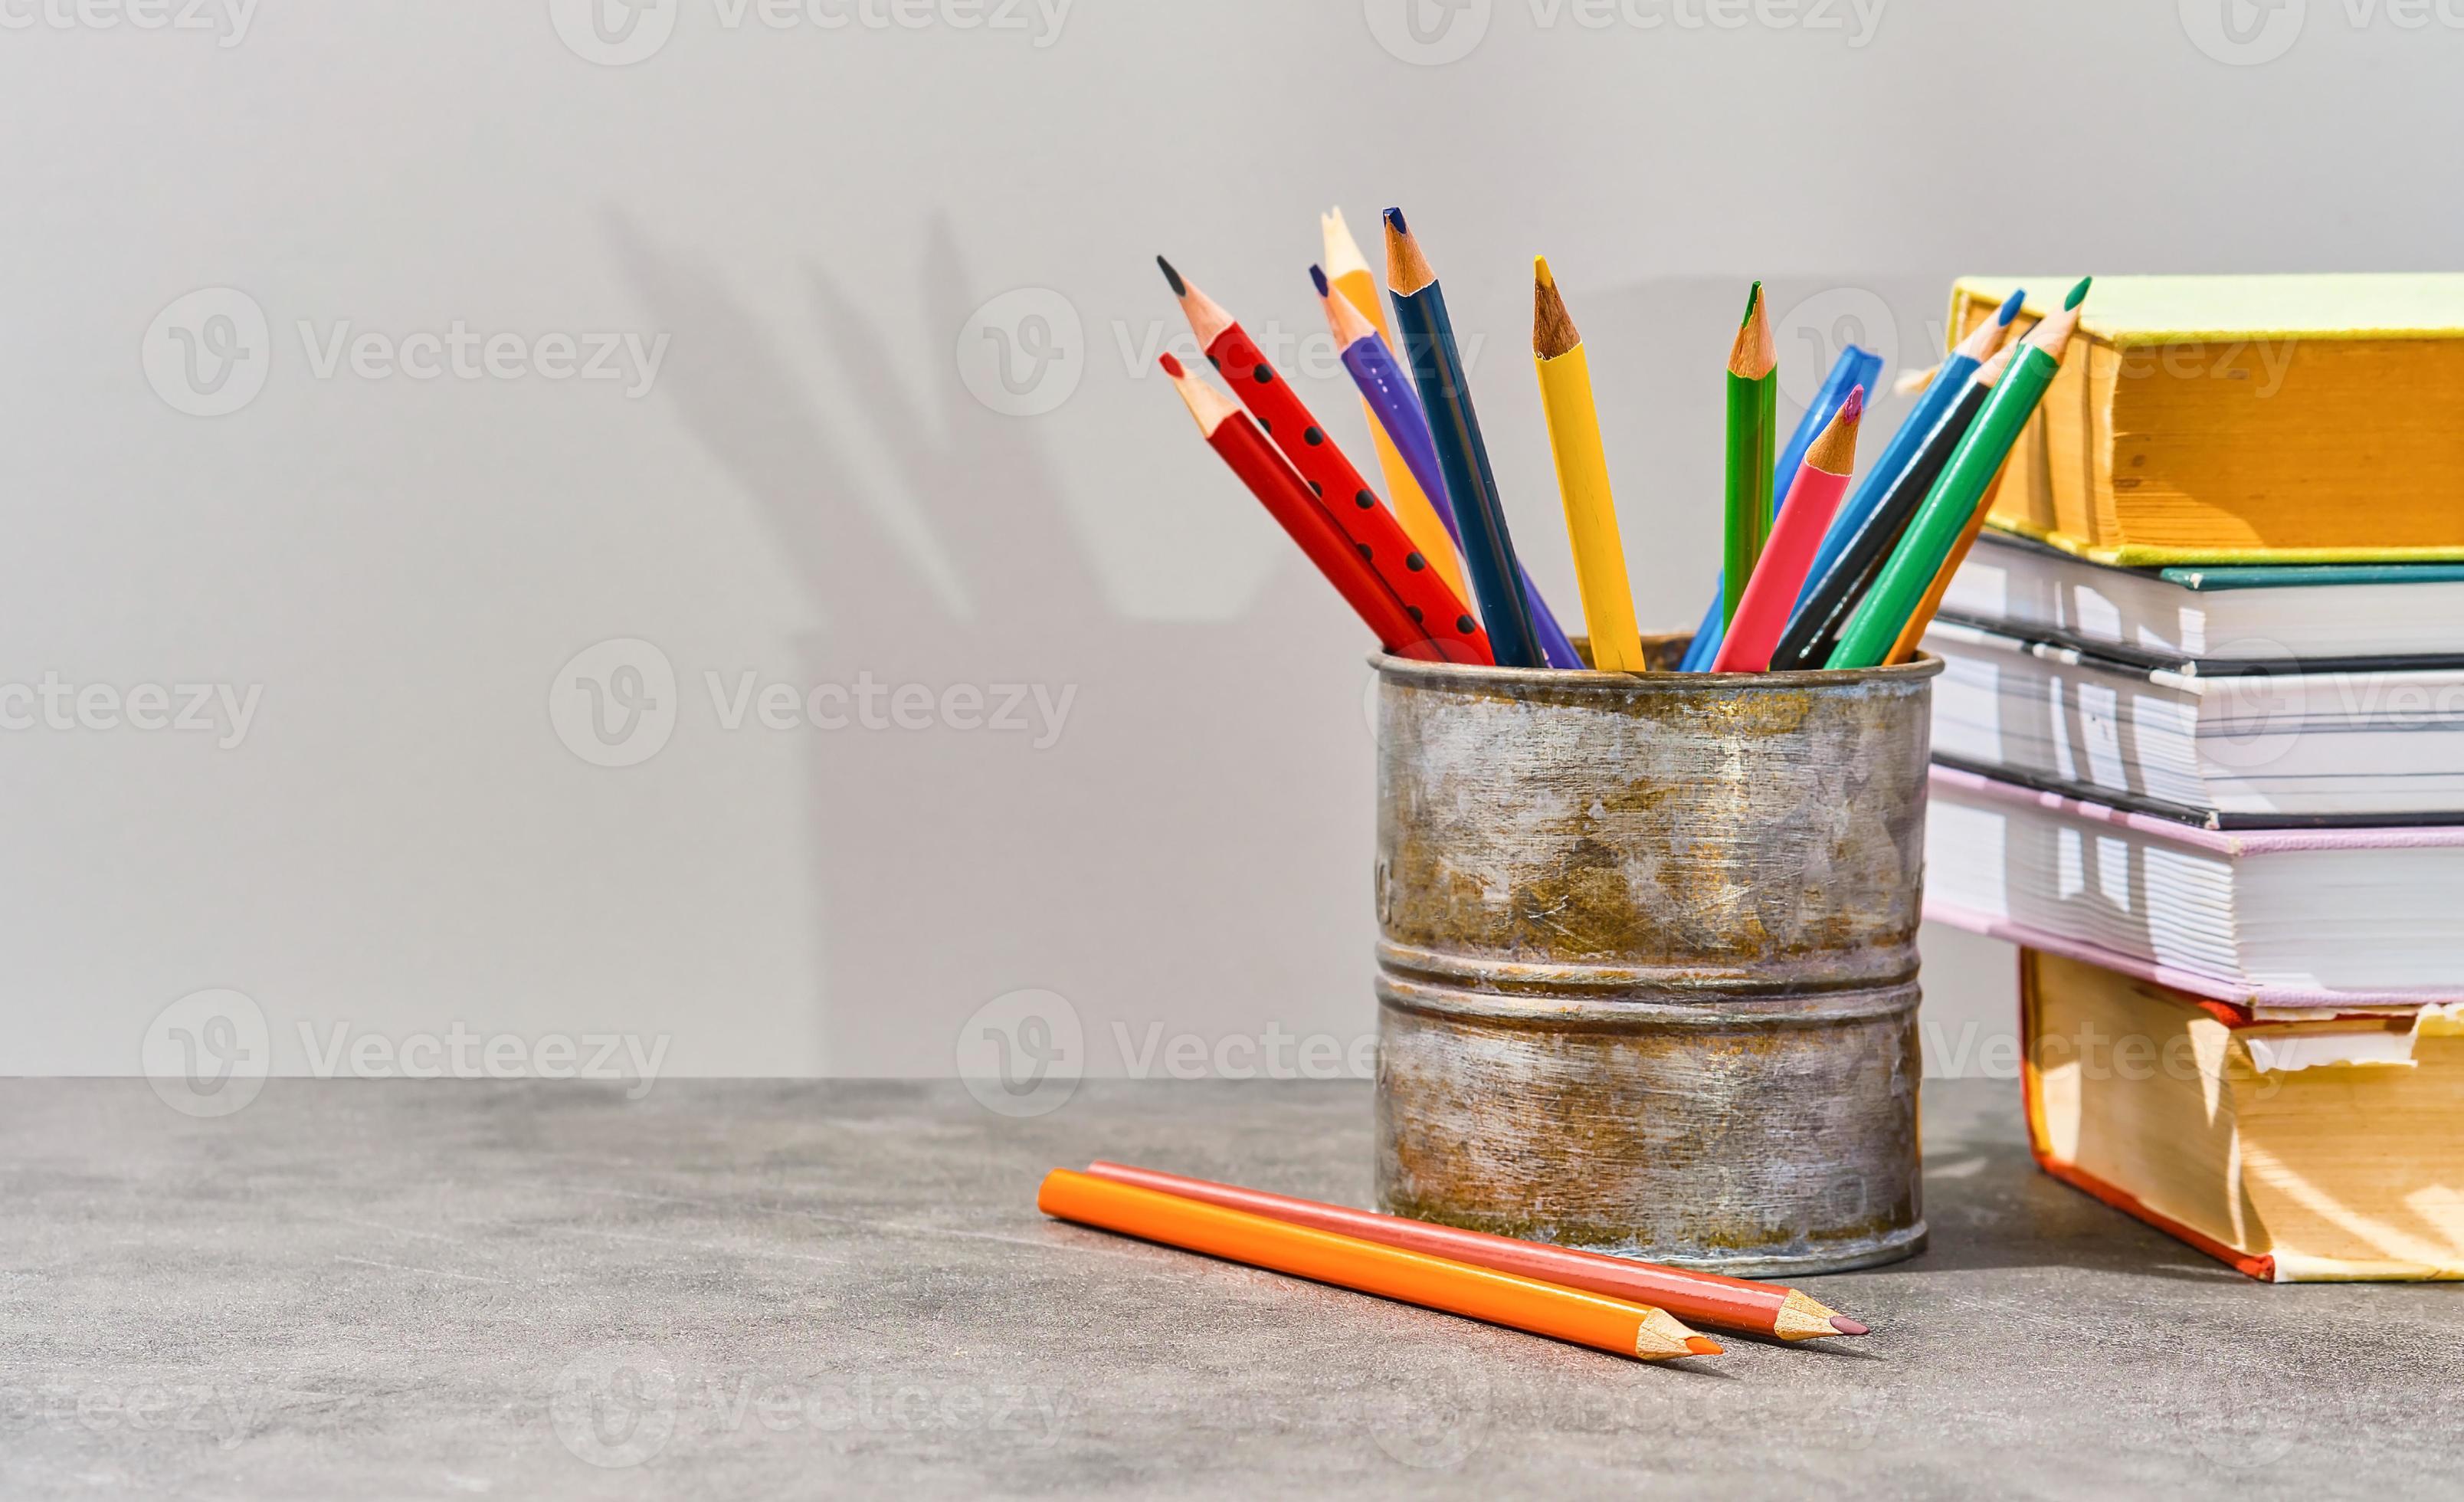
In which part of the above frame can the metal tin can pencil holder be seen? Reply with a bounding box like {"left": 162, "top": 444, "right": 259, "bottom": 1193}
{"left": 1372, "top": 632, "right": 1941, "bottom": 1277}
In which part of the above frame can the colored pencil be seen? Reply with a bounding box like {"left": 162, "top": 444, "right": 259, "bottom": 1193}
{"left": 1531, "top": 257, "right": 1646, "bottom": 672}
{"left": 1768, "top": 343, "right": 2011, "bottom": 673}
{"left": 1827, "top": 279, "right": 2090, "bottom": 668}
{"left": 1316, "top": 269, "right": 1584, "bottom": 668}
{"left": 1796, "top": 287, "right": 2027, "bottom": 616}
{"left": 1160, "top": 354, "right": 1468, "bottom": 661}
{"left": 1383, "top": 208, "right": 1551, "bottom": 671}
{"left": 1712, "top": 387, "right": 1866, "bottom": 673}
{"left": 1884, "top": 464, "right": 2012, "bottom": 665}
{"left": 1038, "top": 1169, "right": 1720, "bottom": 1361}
{"left": 1161, "top": 258, "right": 1491, "bottom": 662}
{"left": 1083, "top": 1160, "right": 1867, "bottom": 1341}
{"left": 1720, "top": 283, "right": 1779, "bottom": 628}
{"left": 1679, "top": 340, "right": 1879, "bottom": 671}
{"left": 1321, "top": 208, "right": 1467, "bottom": 604}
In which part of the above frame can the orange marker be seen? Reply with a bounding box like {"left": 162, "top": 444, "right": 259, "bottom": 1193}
{"left": 1036, "top": 1169, "right": 1718, "bottom": 1361}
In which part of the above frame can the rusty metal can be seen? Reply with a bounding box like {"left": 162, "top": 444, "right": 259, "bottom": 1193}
{"left": 1373, "top": 633, "right": 1941, "bottom": 1276}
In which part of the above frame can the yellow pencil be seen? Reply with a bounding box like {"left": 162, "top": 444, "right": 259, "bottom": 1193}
{"left": 1322, "top": 207, "right": 1467, "bottom": 603}
{"left": 1531, "top": 257, "right": 1646, "bottom": 672}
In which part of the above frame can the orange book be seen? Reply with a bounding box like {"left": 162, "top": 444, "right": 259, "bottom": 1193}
{"left": 1951, "top": 274, "right": 2464, "bottom": 566}
{"left": 2020, "top": 948, "right": 2464, "bottom": 1281}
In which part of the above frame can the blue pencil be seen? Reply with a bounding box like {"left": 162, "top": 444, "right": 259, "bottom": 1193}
{"left": 1315, "top": 266, "right": 1580, "bottom": 669}
{"left": 1791, "top": 288, "right": 2026, "bottom": 617}
{"left": 1382, "top": 208, "right": 1546, "bottom": 669}
{"left": 1680, "top": 343, "right": 1881, "bottom": 671}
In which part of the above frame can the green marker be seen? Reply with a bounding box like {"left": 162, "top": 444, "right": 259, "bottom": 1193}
{"left": 1827, "top": 278, "right": 2092, "bottom": 667}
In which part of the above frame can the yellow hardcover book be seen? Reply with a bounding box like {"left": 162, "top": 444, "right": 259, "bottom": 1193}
{"left": 1948, "top": 274, "right": 2464, "bottom": 566}
{"left": 2020, "top": 949, "right": 2464, "bottom": 1282}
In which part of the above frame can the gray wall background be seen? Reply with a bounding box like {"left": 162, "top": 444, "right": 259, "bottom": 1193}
{"left": 1, "top": 1, "right": 2443, "bottom": 1077}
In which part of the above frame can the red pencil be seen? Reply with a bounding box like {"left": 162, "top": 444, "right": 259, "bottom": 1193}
{"left": 1085, "top": 1159, "right": 1869, "bottom": 1341}
{"left": 1161, "top": 258, "right": 1492, "bottom": 664}
{"left": 1712, "top": 387, "right": 1866, "bottom": 673}
{"left": 1161, "top": 355, "right": 1450, "bottom": 658}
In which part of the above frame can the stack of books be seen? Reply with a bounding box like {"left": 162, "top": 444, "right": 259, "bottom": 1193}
{"left": 1918, "top": 274, "right": 2464, "bottom": 1282}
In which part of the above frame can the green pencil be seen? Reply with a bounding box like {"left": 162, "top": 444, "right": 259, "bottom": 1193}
{"left": 1722, "top": 284, "right": 1778, "bottom": 628}
{"left": 1827, "top": 278, "right": 2092, "bottom": 668}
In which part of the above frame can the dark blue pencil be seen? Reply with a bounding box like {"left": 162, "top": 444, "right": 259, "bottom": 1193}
{"left": 1794, "top": 287, "right": 2026, "bottom": 615}
{"left": 1383, "top": 208, "right": 1544, "bottom": 669}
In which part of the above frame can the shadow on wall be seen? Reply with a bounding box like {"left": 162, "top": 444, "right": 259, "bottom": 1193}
{"left": 604, "top": 211, "right": 1377, "bottom": 1076}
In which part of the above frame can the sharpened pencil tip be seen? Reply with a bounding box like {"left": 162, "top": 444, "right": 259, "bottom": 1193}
{"left": 2065, "top": 276, "right": 2092, "bottom": 310}
{"left": 1840, "top": 384, "right": 1866, "bottom": 424}
{"left": 1533, "top": 254, "right": 1554, "bottom": 290}
{"left": 1830, "top": 1317, "right": 1869, "bottom": 1336}
{"left": 1158, "top": 353, "right": 1184, "bottom": 379}
{"left": 1997, "top": 287, "right": 2027, "bottom": 325}
{"left": 1156, "top": 256, "right": 1185, "bottom": 297}
{"left": 1685, "top": 1337, "right": 1723, "bottom": 1356}
{"left": 1383, "top": 205, "right": 1407, "bottom": 234}
{"left": 1309, "top": 263, "right": 1329, "bottom": 299}
{"left": 1742, "top": 280, "right": 1763, "bottom": 324}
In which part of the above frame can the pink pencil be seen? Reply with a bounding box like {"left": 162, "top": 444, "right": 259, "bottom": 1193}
{"left": 1712, "top": 387, "right": 1866, "bottom": 673}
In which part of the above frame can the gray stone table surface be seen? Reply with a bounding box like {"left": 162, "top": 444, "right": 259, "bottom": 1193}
{"left": 5, "top": 1077, "right": 2458, "bottom": 1500}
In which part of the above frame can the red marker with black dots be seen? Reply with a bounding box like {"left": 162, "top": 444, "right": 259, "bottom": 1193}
{"left": 1158, "top": 355, "right": 1478, "bottom": 664}
{"left": 1159, "top": 257, "right": 1492, "bottom": 664}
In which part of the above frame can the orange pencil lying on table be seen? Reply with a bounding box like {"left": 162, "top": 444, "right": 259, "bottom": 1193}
{"left": 1085, "top": 1160, "right": 1868, "bottom": 1341}
{"left": 1036, "top": 1169, "right": 1719, "bottom": 1362}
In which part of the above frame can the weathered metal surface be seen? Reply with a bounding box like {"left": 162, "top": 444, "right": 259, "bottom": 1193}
{"left": 1372, "top": 632, "right": 1941, "bottom": 1275}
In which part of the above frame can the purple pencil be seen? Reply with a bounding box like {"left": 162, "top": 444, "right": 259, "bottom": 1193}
{"left": 1314, "top": 267, "right": 1581, "bottom": 669}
